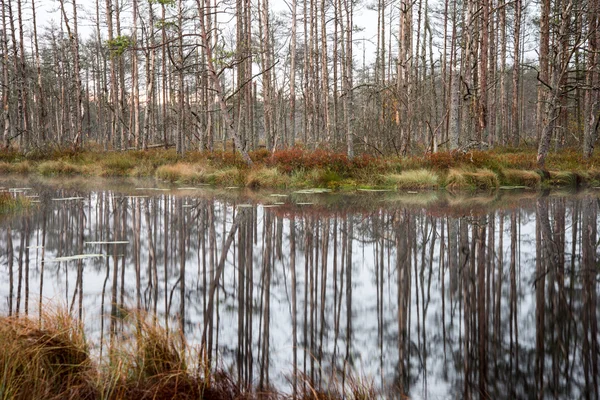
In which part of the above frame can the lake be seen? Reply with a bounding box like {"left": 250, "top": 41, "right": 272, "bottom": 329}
{"left": 0, "top": 177, "right": 598, "bottom": 399}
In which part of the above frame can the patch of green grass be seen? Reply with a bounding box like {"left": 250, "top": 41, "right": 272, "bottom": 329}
{"left": 382, "top": 169, "right": 439, "bottom": 189}
{"left": 288, "top": 168, "right": 348, "bottom": 189}
{"left": 100, "top": 153, "right": 138, "bottom": 176}
{"left": 37, "top": 160, "right": 83, "bottom": 176}
{"left": 129, "top": 159, "right": 158, "bottom": 177}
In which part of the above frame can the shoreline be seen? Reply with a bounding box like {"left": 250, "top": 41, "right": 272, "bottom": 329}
{"left": 1, "top": 147, "right": 599, "bottom": 191}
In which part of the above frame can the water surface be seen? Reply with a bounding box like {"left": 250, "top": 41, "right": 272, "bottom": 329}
{"left": 0, "top": 178, "right": 598, "bottom": 399}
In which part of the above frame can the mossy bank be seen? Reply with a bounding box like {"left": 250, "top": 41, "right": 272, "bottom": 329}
{"left": 2, "top": 146, "right": 599, "bottom": 191}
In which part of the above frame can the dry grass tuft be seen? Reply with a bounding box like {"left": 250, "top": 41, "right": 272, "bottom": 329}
{"left": 548, "top": 171, "right": 578, "bottom": 187}
{"left": 0, "top": 161, "right": 31, "bottom": 174}
{"left": 446, "top": 168, "right": 499, "bottom": 190}
{"left": 246, "top": 167, "right": 290, "bottom": 189}
{"left": 206, "top": 168, "right": 243, "bottom": 186}
{"left": 501, "top": 169, "right": 541, "bottom": 187}
{"left": 37, "top": 160, "right": 83, "bottom": 176}
{"left": 155, "top": 163, "right": 203, "bottom": 183}
{"left": 0, "top": 312, "right": 97, "bottom": 400}
{"left": 0, "top": 310, "right": 381, "bottom": 400}
{"left": 383, "top": 169, "right": 439, "bottom": 189}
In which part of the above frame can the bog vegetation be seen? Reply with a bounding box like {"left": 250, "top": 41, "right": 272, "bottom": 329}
{"left": 1, "top": 146, "right": 600, "bottom": 190}
{"left": 0, "top": 310, "right": 375, "bottom": 400}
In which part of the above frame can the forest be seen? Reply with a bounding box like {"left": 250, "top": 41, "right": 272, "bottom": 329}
{"left": 0, "top": 0, "right": 598, "bottom": 169}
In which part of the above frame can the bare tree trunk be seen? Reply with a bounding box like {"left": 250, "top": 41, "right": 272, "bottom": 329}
{"left": 31, "top": 0, "right": 45, "bottom": 146}
{"left": 176, "top": 0, "right": 185, "bottom": 155}
{"left": 478, "top": 0, "right": 489, "bottom": 146}
{"left": 537, "top": 0, "right": 574, "bottom": 168}
{"left": 344, "top": 0, "right": 354, "bottom": 158}
{"left": 320, "top": 0, "right": 330, "bottom": 142}
{"left": 397, "top": 0, "right": 413, "bottom": 155}
{"left": 17, "top": 0, "right": 29, "bottom": 150}
{"left": 143, "top": 1, "right": 156, "bottom": 150}
{"left": 59, "top": 0, "right": 82, "bottom": 149}
{"left": 289, "top": 0, "right": 297, "bottom": 147}
{"left": 537, "top": 0, "right": 550, "bottom": 144}
{"left": 259, "top": 0, "right": 274, "bottom": 150}
{"left": 583, "top": 0, "right": 599, "bottom": 158}
{"left": 499, "top": 0, "right": 507, "bottom": 145}
{"left": 511, "top": 0, "right": 522, "bottom": 146}
{"left": 132, "top": 0, "right": 140, "bottom": 149}
{"left": 448, "top": 0, "right": 460, "bottom": 150}
{"left": 115, "top": 0, "right": 127, "bottom": 149}
{"left": 1, "top": 0, "right": 10, "bottom": 148}
{"left": 197, "top": 0, "right": 252, "bottom": 165}
{"left": 106, "top": 0, "right": 118, "bottom": 149}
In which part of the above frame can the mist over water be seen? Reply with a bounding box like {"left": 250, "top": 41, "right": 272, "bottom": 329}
{"left": 1, "top": 180, "right": 598, "bottom": 399}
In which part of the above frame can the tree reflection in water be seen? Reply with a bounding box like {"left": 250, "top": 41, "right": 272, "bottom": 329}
{"left": 0, "top": 186, "right": 598, "bottom": 399}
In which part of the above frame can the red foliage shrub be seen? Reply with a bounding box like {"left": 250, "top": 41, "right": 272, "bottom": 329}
{"left": 270, "top": 147, "right": 305, "bottom": 173}
{"left": 351, "top": 154, "right": 386, "bottom": 171}
{"left": 426, "top": 151, "right": 457, "bottom": 170}
{"left": 249, "top": 148, "right": 271, "bottom": 163}
{"left": 267, "top": 148, "right": 355, "bottom": 174}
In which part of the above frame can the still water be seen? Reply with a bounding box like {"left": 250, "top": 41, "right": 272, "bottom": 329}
{"left": 0, "top": 178, "right": 598, "bottom": 399}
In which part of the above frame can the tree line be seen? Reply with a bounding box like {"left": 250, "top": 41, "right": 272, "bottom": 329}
{"left": 0, "top": 0, "right": 598, "bottom": 167}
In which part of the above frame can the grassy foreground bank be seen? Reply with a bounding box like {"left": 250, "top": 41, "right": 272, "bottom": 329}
{"left": 1, "top": 146, "right": 600, "bottom": 190}
{"left": 0, "top": 312, "right": 375, "bottom": 400}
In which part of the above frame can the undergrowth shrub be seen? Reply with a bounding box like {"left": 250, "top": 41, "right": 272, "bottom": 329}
{"left": 270, "top": 147, "right": 305, "bottom": 173}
